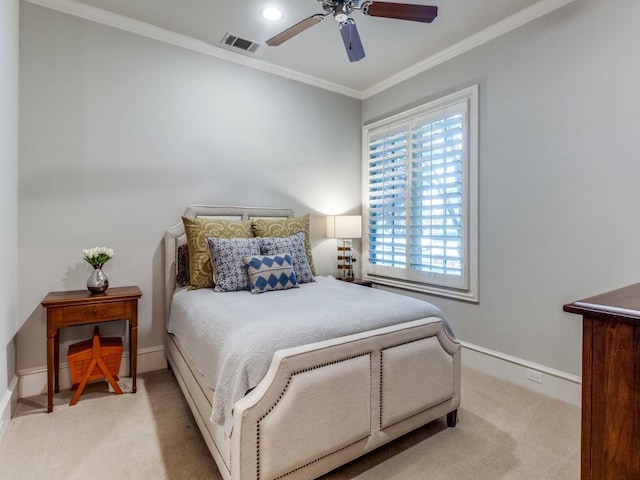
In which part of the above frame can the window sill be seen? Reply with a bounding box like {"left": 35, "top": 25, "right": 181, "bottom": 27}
{"left": 364, "top": 275, "right": 479, "bottom": 303}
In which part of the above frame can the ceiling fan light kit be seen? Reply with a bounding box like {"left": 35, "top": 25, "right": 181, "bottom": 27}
{"left": 266, "top": 1, "right": 438, "bottom": 62}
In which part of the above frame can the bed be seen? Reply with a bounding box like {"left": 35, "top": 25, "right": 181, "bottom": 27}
{"left": 164, "top": 204, "right": 461, "bottom": 480}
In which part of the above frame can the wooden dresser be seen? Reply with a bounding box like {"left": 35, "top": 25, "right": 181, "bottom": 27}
{"left": 564, "top": 283, "right": 640, "bottom": 480}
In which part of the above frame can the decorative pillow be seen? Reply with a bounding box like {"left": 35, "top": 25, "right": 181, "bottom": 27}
{"left": 259, "top": 232, "right": 315, "bottom": 284}
{"left": 242, "top": 253, "right": 299, "bottom": 294}
{"left": 176, "top": 244, "right": 191, "bottom": 287}
{"left": 182, "top": 217, "right": 253, "bottom": 289}
{"left": 251, "top": 214, "right": 317, "bottom": 276}
{"left": 206, "top": 237, "right": 260, "bottom": 292}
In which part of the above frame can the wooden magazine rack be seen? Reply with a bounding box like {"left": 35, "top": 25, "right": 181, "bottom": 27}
{"left": 67, "top": 326, "right": 123, "bottom": 406}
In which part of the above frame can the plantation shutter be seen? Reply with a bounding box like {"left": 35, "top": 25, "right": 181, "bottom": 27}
{"left": 365, "top": 99, "right": 469, "bottom": 290}
{"left": 367, "top": 125, "right": 409, "bottom": 270}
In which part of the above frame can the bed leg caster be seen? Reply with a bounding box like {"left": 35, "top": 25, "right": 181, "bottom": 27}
{"left": 446, "top": 409, "right": 458, "bottom": 427}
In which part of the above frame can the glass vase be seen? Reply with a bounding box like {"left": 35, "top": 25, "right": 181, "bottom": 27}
{"left": 87, "top": 264, "right": 109, "bottom": 293}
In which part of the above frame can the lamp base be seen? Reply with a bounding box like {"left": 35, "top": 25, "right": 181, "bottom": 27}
{"left": 337, "top": 239, "right": 354, "bottom": 279}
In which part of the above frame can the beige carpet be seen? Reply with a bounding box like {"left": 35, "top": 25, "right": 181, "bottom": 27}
{"left": 0, "top": 367, "right": 580, "bottom": 479}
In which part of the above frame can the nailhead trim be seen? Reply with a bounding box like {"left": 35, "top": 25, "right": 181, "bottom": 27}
{"left": 274, "top": 436, "right": 369, "bottom": 480}
{"left": 378, "top": 350, "right": 384, "bottom": 430}
{"left": 379, "top": 334, "right": 455, "bottom": 431}
{"left": 256, "top": 352, "right": 372, "bottom": 480}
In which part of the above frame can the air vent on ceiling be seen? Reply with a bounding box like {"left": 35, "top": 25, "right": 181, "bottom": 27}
{"left": 221, "top": 33, "right": 260, "bottom": 53}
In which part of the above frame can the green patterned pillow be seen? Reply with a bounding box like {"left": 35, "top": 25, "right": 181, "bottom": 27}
{"left": 182, "top": 216, "right": 253, "bottom": 289}
{"left": 251, "top": 214, "right": 317, "bottom": 276}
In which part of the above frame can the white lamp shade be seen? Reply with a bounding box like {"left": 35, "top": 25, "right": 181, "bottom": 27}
{"left": 327, "top": 215, "right": 362, "bottom": 239}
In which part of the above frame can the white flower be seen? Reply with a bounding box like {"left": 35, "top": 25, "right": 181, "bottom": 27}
{"left": 82, "top": 246, "right": 115, "bottom": 266}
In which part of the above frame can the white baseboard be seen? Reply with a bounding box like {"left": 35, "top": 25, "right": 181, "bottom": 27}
{"left": 461, "top": 341, "right": 582, "bottom": 407}
{"left": 18, "top": 346, "right": 167, "bottom": 399}
{"left": 0, "top": 375, "right": 19, "bottom": 441}
{"left": 15, "top": 342, "right": 580, "bottom": 407}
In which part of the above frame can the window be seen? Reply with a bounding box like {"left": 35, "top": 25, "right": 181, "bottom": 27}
{"left": 363, "top": 85, "right": 478, "bottom": 302}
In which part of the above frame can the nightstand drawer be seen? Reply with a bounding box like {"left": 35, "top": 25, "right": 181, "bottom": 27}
{"left": 61, "top": 301, "right": 128, "bottom": 324}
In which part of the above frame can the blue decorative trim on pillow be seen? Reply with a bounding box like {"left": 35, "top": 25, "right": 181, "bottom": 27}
{"left": 242, "top": 253, "right": 299, "bottom": 294}
{"left": 206, "top": 237, "right": 260, "bottom": 292}
{"left": 259, "top": 232, "right": 315, "bottom": 284}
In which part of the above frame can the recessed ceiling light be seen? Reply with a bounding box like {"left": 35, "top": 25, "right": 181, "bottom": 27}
{"left": 261, "top": 7, "right": 283, "bottom": 21}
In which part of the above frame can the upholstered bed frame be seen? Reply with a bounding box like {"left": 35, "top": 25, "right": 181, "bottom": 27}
{"left": 164, "top": 205, "right": 461, "bottom": 480}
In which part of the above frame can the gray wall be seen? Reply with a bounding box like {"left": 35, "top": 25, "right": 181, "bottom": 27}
{"left": 363, "top": 0, "right": 640, "bottom": 376}
{"left": 17, "top": 0, "right": 639, "bottom": 383}
{"left": 0, "top": 0, "right": 19, "bottom": 404}
{"left": 17, "top": 3, "right": 362, "bottom": 372}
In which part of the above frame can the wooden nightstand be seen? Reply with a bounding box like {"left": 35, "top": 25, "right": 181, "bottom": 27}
{"left": 336, "top": 277, "right": 373, "bottom": 288}
{"left": 41, "top": 286, "right": 142, "bottom": 412}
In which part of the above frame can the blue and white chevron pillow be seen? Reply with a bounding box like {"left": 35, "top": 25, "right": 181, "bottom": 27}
{"left": 242, "top": 253, "right": 299, "bottom": 294}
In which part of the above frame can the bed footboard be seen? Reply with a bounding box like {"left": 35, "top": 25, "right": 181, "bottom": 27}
{"left": 232, "top": 317, "right": 460, "bottom": 480}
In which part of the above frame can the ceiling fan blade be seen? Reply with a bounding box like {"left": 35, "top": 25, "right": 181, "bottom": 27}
{"left": 362, "top": 2, "right": 438, "bottom": 23}
{"left": 266, "top": 14, "right": 326, "bottom": 46}
{"left": 339, "top": 19, "right": 365, "bottom": 62}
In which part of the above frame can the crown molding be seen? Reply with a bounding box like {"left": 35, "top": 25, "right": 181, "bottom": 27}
{"left": 24, "top": 0, "right": 576, "bottom": 100}
{"left": 361, "top": 0, "right": 578, "bottom": 99}
{"left": 23, "top": 0, "right": 363, "bottom": 99}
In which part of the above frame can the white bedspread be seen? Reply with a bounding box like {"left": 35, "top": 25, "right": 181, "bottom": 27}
{"left": 168, "top": 277, "right": 452, "bottom": 434}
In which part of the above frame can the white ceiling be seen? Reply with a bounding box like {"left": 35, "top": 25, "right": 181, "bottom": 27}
{"left": 36, "top": 0, "right": 571, "bottom": 97}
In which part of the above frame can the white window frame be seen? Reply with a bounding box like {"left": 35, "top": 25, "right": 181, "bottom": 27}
{"left": 362, "top": 85, "right": 479, "bottom": 302}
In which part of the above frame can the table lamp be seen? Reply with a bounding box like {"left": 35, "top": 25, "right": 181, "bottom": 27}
{"left": 326, "top": 215, "right": 362, "bottom": 279}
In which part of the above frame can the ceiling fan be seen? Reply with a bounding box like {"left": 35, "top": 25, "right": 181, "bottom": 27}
{"left": 266, "top": 1, "right": 438, "bottom": 63}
